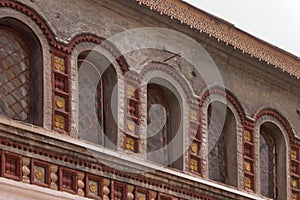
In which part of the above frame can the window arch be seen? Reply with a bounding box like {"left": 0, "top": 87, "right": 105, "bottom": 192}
{"left": 146, "top": 83, "right": 182, "bottom": 169}
{"left": 140, "top": 63, "right": 191, "bottom": 171}
{"left": 78, "top": 50, "right": 118, "bottom": 149}
{"left": 259, "top": 122, "right": 287, "bottom": 199}
{"left": 207, "top": 101, "right": 238, "bottom": 187}
{"left": 0, "top": 18, "right": 43, "bottom": 126}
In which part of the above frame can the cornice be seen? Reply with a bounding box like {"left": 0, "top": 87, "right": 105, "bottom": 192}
{"left": 136, "top": 0, "right": 300, "bottom": 79}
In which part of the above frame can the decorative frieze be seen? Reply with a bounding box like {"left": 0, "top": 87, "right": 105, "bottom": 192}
{"left": 136, "top": 0, "right": 300, "bottom": 79}
{"left": 51, "top": 52, "right": 71, "bottom": 133}
{"left": 124, "top": 79, "right": 141, "bottom": 153}
{"left": 0, "top": 145, "right": 274, "bottom": 200}
{"left": 243, "top": 128, "right": 255, "bottom": 191}
{"left": 291, "top": 145, "right": 300, "bottom": 200}
{"left": 189, "top": 105, "right": 202, "bottom": 174}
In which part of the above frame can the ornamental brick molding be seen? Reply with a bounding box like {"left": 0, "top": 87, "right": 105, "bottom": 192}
{"left": 199, "top": 87, "right": 245, "bottom": 121}
{"left": 254, "top": 109, "right": 294, "bottom": 142}
{"left": 136, "top": 0, "right": 300, "bottom": 79}
{"left": 140, "top": 62, "right": 196, "bottom": 103}
{"left": 67, "top": 34, "right": 129, "bottom": 74}
{"left": 0, "top": 147, "right": 220, "bottom": 199}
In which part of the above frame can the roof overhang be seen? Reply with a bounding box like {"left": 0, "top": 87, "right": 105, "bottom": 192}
{"left": 136, "top": 0, "right": 300, "bottom": 79}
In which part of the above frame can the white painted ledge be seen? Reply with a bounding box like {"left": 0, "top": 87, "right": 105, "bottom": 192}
{"left": 0, "top": 177, "right": 89, "bottom": 200}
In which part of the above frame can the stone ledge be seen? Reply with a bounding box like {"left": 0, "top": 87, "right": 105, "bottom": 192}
{"left": 0, "top": 177, "right": 90, "bottom": 200}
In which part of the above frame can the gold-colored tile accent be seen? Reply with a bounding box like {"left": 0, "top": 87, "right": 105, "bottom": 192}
{"left": 244, "top": 161, "right": 251, "bottom": 172}
{"left": 292, "top": 179, "right": 298, "bottom": 188}
{"left": 189, "top": 110, "right": 198, "bottom": 121}
{"left": 127, "top": 121, "right": 135, "bottom": 132}
{"left": 89, "top": 183, "right": 97, "bottom": 193}
{"left": 127, "top": 85, "right": 135, "bottom": 98}
{"left": 244, "top": 130, "right": 251, "bottom": 142}
{"left": 244, "top": 177, "right": 252, "bottom": 189}
{"left": 190, "top": 159, "right": 198, "bottom": 171}
{"left": 55, "top": 98, "right": 65, "bottom": 109}
{"left": 54, "top": 115, "right": 65, "bottom": 130}
{"left": 35, "top": 168, "right": 43, "bottom": 181}
{"left": 292, "top": 149, "right": 298, "bottom": 160}
{"left": 54, "top": 56, "right": 65, "bottom": 73}
{"left": 191, "top": 143, "right": 198, "bottom": 153}
{"left": 126, "top": 137, "right": 135, "bottom": 151}
{"left": 292, "top": 192, "right": 298, "bottom": 200}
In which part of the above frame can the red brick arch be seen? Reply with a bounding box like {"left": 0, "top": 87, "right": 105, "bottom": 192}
{"left": 199, "top": 87, "right": 246, "bottom": 122}
{"left": 254, "top": 109, "right": 295, "bottom": 142}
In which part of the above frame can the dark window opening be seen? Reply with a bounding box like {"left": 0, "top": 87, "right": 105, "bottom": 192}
{"left": 146, "top": 83, "right": 182, "bottom": 170}
{"left": 0, "top": 18, "right": 43, "bottom": 126}
{"left": 207, "top": 102, "right": 237, "bottom": 187}
{"left": 259, "top": 122, "right": 287, "bottom": 199}
{"left": 78, "top": 51, "right": 117, "bottom": 149}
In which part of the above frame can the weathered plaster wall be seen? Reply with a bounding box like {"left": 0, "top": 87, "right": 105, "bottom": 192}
{"left": 20, "top": 0, "right": 299, "bottom": 135}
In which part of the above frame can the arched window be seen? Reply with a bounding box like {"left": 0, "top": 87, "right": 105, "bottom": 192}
{"left": 259, "top": 127, "right": 275, "bottom": 198}
{"left": 78, "top": 51, "right": 117, "bottom": 149}
{"left": 207, "top": 101, "right": 237, "bottom": 187}
{"left": 0, "top": 19, "right": 43, "bottom": 126}
{"left": 259, "top": 122, "right": 287, "bottom": 199}
{"left": 147, "top": 83, "right": 182, "bottom": 169}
